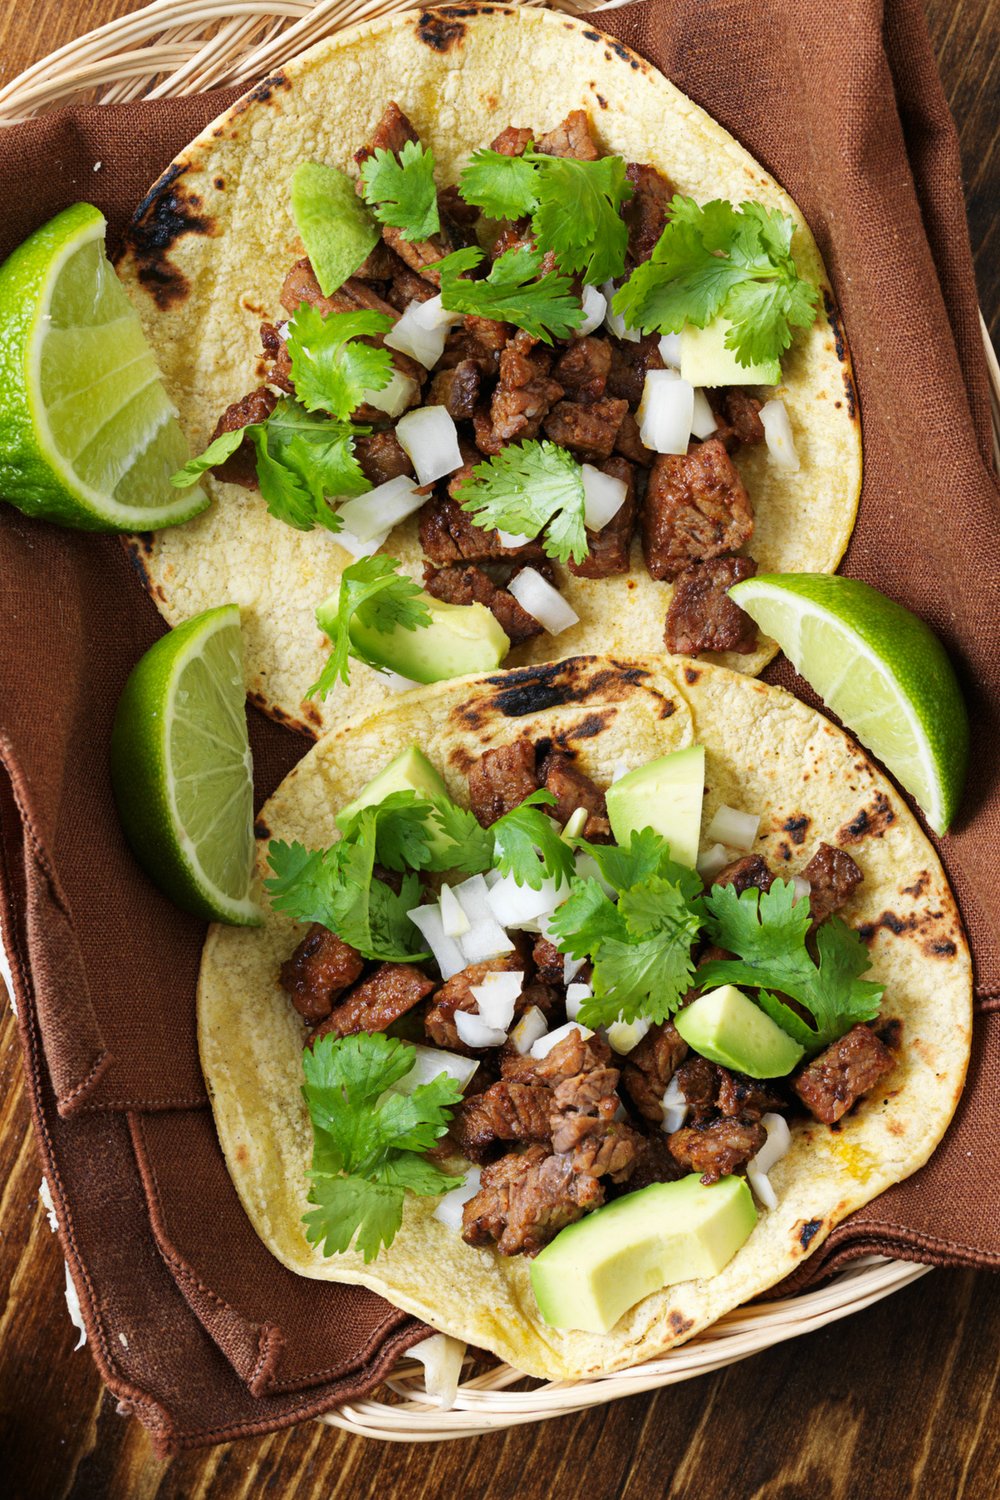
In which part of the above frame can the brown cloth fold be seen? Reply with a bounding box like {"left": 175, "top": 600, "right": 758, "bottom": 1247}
{"left": 0, "top": 0, "right": 996, "bottom": 1456}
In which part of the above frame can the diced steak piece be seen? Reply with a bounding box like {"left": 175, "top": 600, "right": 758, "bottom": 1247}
{"left": 424, "top": 946, "right": 534, "bottom": 1052}
{"left": 279, "top": 924, "right": 365, "bottom": 1023}
{"left": 354, "top": 241, "right": 397, "bottom": 281}
{"left": 553, "top": 337, "right": 612, "bottom": 404}
{"left": 279, "top": 258, "right": 425, "bottom": 389}
{"left": 544, "top": 397, "right": 628, "bottom": 461}
{"left": 606, "top": 333, "right": 665, "bottom": 406}
{"left": 623, "top": 162, "right": 671, "bottom": 266}
{"left": 468, "top": 739, "right": 540, "bottom": 827}
{"left": 384, "top": 257, "right": 438, "bottom": 310}
{"left": 449, "top": 1080, "right": 553, "bottom": 1161}
{"left": 490, "top": 125, "right": 533, "bottom": 156}
{"left": 626, "top": 1132, "right": 688, "bottom": 1190}
{"left": 419, "top": 495, "right": 546, "bottom": 566}
{"left": 209, "top": 386, "right": 277, "bottom": 488}
{"left": 423, "top": 562, "right": 544, "bottom": 646}
{"left": 439, "top": 183, "right": 481, "bottom": 241}
{"left": 509, "top": 1026, "right": 614, "bottom": 1088}
{"left": 490, "top": 221, "right": 560, "bottom": 275}
{"left": 280, "top": 257, "right": 337, "bottom": 317}
{"left": 615, "top": 411, "right": 655, "bottom": 467}
{"left": 486, "top": 329, "right": 565, "bottom": 445}
{"left": 439, "top": 315, "right": 510, "bottom": 379}
{"left": 711, "top": 389, "right": 766, "bottom": 450}
{"left": 668, "top": 1117, "right": 767, "bottom": 1184}
{"left": 715, "top": 1071, "right": 786, "bottom": 1121}
{"left": 801, "top": 843, "right": 864, "bottom": 926}
{"left": 569, "top": 455, "right": 637, "bottom": 578}
{"left": 354, "top": 102, "right": 454, "bottom": 285}
{"left": 642, "top": 439, "right": 755, "bottom": 580}
{"left": 620, "top": 1020, "right": 690, "bottom": 1123}
{"left": 462, "top": 1144, "right": 605, "bottom": 1256}
{"left": 794, "top": 1023, "right": 897, "bottom": 1124}
{"left": 428, "top": 360, "right": 481, "bottom": 421}
{"left": 312, "top": 963, "right": 436, "bottom": 1040}
{"left": 664, "top": 555, "right": 758, "bottom": 655}
{"left": 538, "top": 750, "right": 611, "bottom": 842}
{"left": 260, "top": 322, "right": 294, "bottom": 393}
{"left": 354, "top": 430, "right": 414, "bottom": 486}
{"left": 713, "top": 854, "right": 774, "bottom": 895}
{"left": 536, "top": 110, "right": 600, "bottom": 161}
{"left": 532, "top": 935, "right": 564, "bottom": 985}
{"left": 675, "top": 1056, "right": 722, "bottom": 1121}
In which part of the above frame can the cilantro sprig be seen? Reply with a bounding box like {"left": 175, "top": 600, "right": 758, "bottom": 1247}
{"left": 360, "top": 139, "right": 440, "bottom": 242}
{"left": 698, "top": 880, "right": 883, "bottom": 1053}
{"left": 302, "top": 1032, "right": 463, "bottom": 1262}
{"left": 310, "top": 556, "right": 431, "bottom": 696}
{"left": 491, "top": 788, "right": 576, "bottom": 890}
{"left": 286, "top": 304, "right": 394, "bottom": 419}
{"left": 454, "top": 439, "right": 587, "bottom": 565}
{"left": 612, "top": 196, "right": 819, "bottom": 368}
{"left": 438, "top": 246, "right": 584, "bottom": 344}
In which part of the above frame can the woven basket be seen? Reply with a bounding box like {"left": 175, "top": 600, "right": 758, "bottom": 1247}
{"left": 3, "top": 0, "right": 996, "bottom": 1442}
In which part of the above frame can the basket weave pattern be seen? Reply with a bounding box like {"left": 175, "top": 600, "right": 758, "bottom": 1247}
{"left": 2, "top": 0, "right": 995, "bottom": 1442}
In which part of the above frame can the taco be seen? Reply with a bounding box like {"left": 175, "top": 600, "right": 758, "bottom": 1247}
{"left": 118, "top": 4, "right": 860, "bottom": 738}
{"left": 198, "top": 656, "right": 970, "bottom": 1378}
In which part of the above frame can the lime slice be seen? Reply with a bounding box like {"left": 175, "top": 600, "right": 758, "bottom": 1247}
{"left": 0, "top": 202, "right": 208, "bottom": 532}
{"left": 729, "top": 574, "right": 969, "bottom": 834}
{"left": 111, "top": 605, "right": 260, "bottom": 924}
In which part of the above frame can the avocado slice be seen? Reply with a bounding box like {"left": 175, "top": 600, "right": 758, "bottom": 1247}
{"left": 680, "top": 318, "right": 781, "bottom": 388}
{"left": 675, "top": 984, "right": 805, "bottom": 1078}
{"left": 342, "top": 591, "right": 511, "bottom": 684}
{"left": 530, "top": 1174, "right": 757, "bottom": 1333}
{"left": 335, "top": 745, "right": 459, "bottom": 860}
{"left": 605, "top": 746, "right": 705, "bottom": 867}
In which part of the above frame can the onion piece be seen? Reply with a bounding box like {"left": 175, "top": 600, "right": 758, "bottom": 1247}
{"left": 602, "top": 280, "right": 641, "bottom": 342}
{"left": 611, "top": 759, "right": 633, "bottom": 782}
{"left": 407, "top": 903, "right": 466, "bottom": 980}
{"left": 581, "top": 463, "right": 628, "bottom": 530}
{"left": 530, "top": 1020, "right": 594, "bottom": 1059}
{"left": 439, "top": 883, "right": 470, "bottom": 938}
{"left": 690, "top": 388, "right": 718, "bottom": 440}
{"left": 637, "top": 369, "right": 694, "bottom": 454}
{"left": 470, "top": 971, "right": 523, "bottom": 1030}
{"left": 362, "top": 368, "right": 420, "bottom": 418}
{"left": 409, "top": 1333, "right": 467, "bottom": 1411}
{"left": 454, "top": 1009, "right": 508, "bottom": 1049}
{"left": 509, "top": 1005, "right": 549, "bottom": 1055}
{"left": 659, "top": 1074, "right": 689, "bottom": 1134}
{"left": 574, "top": 850, "right": 616, "bottom": 897}
{"left": 488, "top": 870, "right": 567, "bottom": 929}
{"left": 507, "top": 567, "right": 580, "bottom": 635}
{"left": 659, "top": 332, "right": 682, "bottom": 368}
{"left": 454, "top": 874, "right": 515, "bottom": 963}
{"left": 564, "top": 982, "right": 593, "bottom": 1021}
{"left": 432, "top": 1170, "right": 482, "bottom": 1230}
{"left": 606, "top": 1016, "right": 651, "bottom": 1055}
{"left": 393, "top": 1045, "right": 479, "bottom": 1095}
{"left": 577, "top": 284, "right": 608, "bottom": 337}
{"left": 334, "top": 523, "right": 390, "bottom": 559}
{"left": 705, "top": 804, "right": 760, "bottom": 851}
{"left": 395, "top": 406, "right": 464, "bottom": 486}
{"left": 696, "top": 843, "right": 731, "bottom": 881}
{"left": 411, "top": 293, "right": 464, "bottom": 333}
{"left": 747, "top": 1111, "right": 792, "bottom": 1210}
{"left": 337, "top": 474, "right": 426, "bottom": 542}
{"left": 562, "top": 807, "right": 589, "bottom": 841}
{"left": 385, "top": 300, "right": 449, "bottom": 368}
{"left": 792, "top": 875, "right": 812, "bottom": 905}
{"left": 497, "top": 528, "right": 535, "bottom": 548}
{"left": 377, "top": 669, "right": 419, "bottom": 693}
{"left": 564, "top": 953, "right": 585, "bottom": 985}
{"left": 759, "top": 398, "right": 801, "bottom": 473}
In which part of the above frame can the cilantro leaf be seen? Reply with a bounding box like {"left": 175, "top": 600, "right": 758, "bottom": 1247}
{"left": 491, "top": 789, "right": 576, "bottom": 890}
{"left": 286, "top": 304, "right": 394, "bottom": 419}
{"left": 612, "top": 195, "right": 820, "bottom": 367}
{"left": 311, "top": 556, "right": 431, "bottom": 695}
{"left": 171, "top": 427, "right": 246, "bottom": 487}
{"left": 547, "top": 877, "right": 623, "bottom": 960}
{"left": 424, "top": 797, "right": 495, "bottom": 874}
{"left": 455, "top": 439, "right": 587, "bottom": 565}
{"left": 574, "top": 829, "right": 703, "bottom": 902}
{"left": 698, "top": 880, "right": 883, "bottom": 1052}
{"left": 337, "top": 790, "right": 443, "bottom": 873}
{"left": 439, "top": 245, "right": 584, "bottom": 343}
{"left": 360, "top": 139, "right": 440, "bottom": 241}
{"left": 458, "top": 145, "right": 539, "bottom": 220}
{"left": 302, "top": 1032, "right": 462, "bottom": 1262}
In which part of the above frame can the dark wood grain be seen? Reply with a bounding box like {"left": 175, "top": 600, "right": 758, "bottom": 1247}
{"left": 1, "top": 4, "right": 998, "bottom": 1497}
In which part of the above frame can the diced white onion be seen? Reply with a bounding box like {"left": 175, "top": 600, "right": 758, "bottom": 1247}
{"left": 395, "top": 406, "right": 464, "bottom": 486}
{"left": 577, "top": 284, "right": 608, "bottom": 337}
{"left": 705, "top": 804, "right": 760, "bottom": 851}
{"left": 411, "top": 293, "right": 464, "bottom": 333}
{"left": 439, "top": 883, "right": 470, "bottom": 938}
{"left": 276, "top": 321, "right": 291, "bottom": 342}
{"left": 507, "top": 567, "right": 580, "bottom": 635}
{"left": 759, "top": 398, "right": 800, "bottom": 473}
{"left": 606, "top": 1016, "right": 651, "bottom": 1055}
{"left": 470, "top": 970, "right": 523, "bottom": 1030}
{"left": 659, "top": 1074, "right": 689, "bottom": 1134}
{"left": 792, "top": 875, "right": 812, "bottom": 905}
{"left": 747, "top": 1112, "right": 792, "bottom": 1211}
{"left": 562, "top": 807, "right": 589, "bottom": 841}
{"left": 581, "top": 463, "right": 628, "bottom": 531}
{"left": 385, "top": 300, "right": 449, "bottom": 368}
{"left": 362, "top": 368, "right": 420, "bottom": 418}
{"left": 377, "top": 669, "right": 419, "bottom": 693}
{"left": 337, "top": 474, "right": 426, "bottom": 542}
{"left": 497, "top": 528, "right": 535, "bottom": 548}
{"left": 564, "top": 982, "right": 593, "bottom": 1021}
{"left": 409, "top": 1333, "right": 467, "bottom": 1411}
{"left": 637, "top": 369, "right": 694, "bottom": 454}
{"left": 433, "top": 1170, "right": 482, "bottom": 1230}
{"left": 696, "top": 843, "right": 731, "bottom": 881}
{"left": 393, "top": 1044, "right": 479, "bottom": 1095}
{"left": 690, "top": 388, "right": 718, "bottom": 440}
{"left": 530, "top": 1020, "right": 594, "bottom": 1059}
{"left": 564, "top": 953, "right": 586, "bottom": 985}
{"left": 488, "top": 870, "right": 567, "bottom": 929}
{"left": 454, "top": 874, "right": 516, "bottom": 963}
{"left": 455, "top": 1009, "right": 508, "bottom": 1048}
{"left": 334, "top": 524, "right": 390, "bottom": 559}
{"left": 658, "top": 332, "right": 682, "bottom": 368}
{"left": 611, "top": 759, "right": 633, "bottom": 783}
{"left": 574, "top": 849, "right": 616, "bottom": 897}
{"left": 509, "top": 1004, "right": 549, "bottom": 1055}
{"left": 602, "top": 280, "right": 641, "bottom": 342}
{"left": 407, "top": 903, "right": 467, "bottom": 980}
{"left": 484, "top": 868, "right": 502, "bottom": 889}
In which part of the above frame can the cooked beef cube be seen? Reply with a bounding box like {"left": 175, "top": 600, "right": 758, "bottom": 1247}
{"left": 384, "top": 256, "right": 438, "bottom": 311}
{"left": 354, "top": 430, "right": 415, "bottom": 486}
{"left": 713, "top": 854, "right": 774, "bottom": 895}
{"left": 468, "top": 739, "right": 540, "bottom": 827}
{"left": 642, "top": 438, "right": 755, "bottom": 580}
{"left": 471, "top": 405, "right": 504, "bottom": 456}
{"left": 424, "top": 946, "right": 534, "bottom": 1051}
{"left": 710, "top": 389, "right": 766, "bottom": 450}
{"left": 794, "top": 1023, "right": 897, "bottom": 1124}
{"left": 428, "top": 360, "right": 481, "bottom": 421}
{"left": 675, "top": 1056, "right": 722, "bottom": 1121}
{"left": 419, "top": 495, "right": 546, "bottom": 566}
{"left": 490, "top": 221, "right": 560, "bottom": 275}
{"left": 279, "top": 923, "right": 365, "bottom": 1022}
{"left": 450, "top": 1080, "right": 553, "bottom": 1161}
{"left": 509, "top": 1025, "right": 614, "bottom": 1087}
{"left": 438, "top": 184, "right": 481, "bottom": 248}
{"left": 462, "top": 1144, "right": 604, "bottom": 1256}
{"left": 353, "top": 241, "right": 397, "bottom": 281}
{"left": 620, "top": 1021, "right": 689, "bottom": 1123}
{"left": 668, "top": 1116, "right": 767, "bottom": 1184}
{"left": 715, "top": 1071, "right": 786, "bottom": 1120}
{"left": 626, "top": 1131, "right": 688, "bottom": 1190}
{"left": 280, "top": 257, "right": 336, "bottom": 316}
{"left": 623, "top": 162, "right": 671, "bottom": 266}
{"left": 614, "top": 410, "right": 655, "bottom": 467}
{"left": 439, "top": 315, "right": 510, "bottom": 379}
{"left": 445, "top": 438, "right": 481, "bottom": 499}
{"left": 488, "top": 329, "right": 565, "bottom": 445}
{"left": 554, "top": 337, "right": 612, "bottom": 403}
{"left": 259, "top": 322, "right": 294, "bottom": 392}
{"left": 423, "top": 562, "right": 544, "bottom": 646}
{"left": 569, "top": 455, "right": 637, "bottom": 578}
{"left": 801, "top": 843, "right": 864, "bottom": 926}
{"left": 490, "top": 125, "right": 534, "bottom": 156}
{"left": 208, "top": 386, "right": 277, "bottom": 488}
{"left": 665, "top": 555, "right": 758, "bottom": 655}
{"left": 606, "top": 333, "right": 665, "bottom": 406}
{"left": 569, "top": 1122, "right": 643, "bottom": 1183}
{"left": 544, "top": 397, "right": 628, "bottom": 461}
{"left": 312, "top": 962, "right": 436, "bottom": 1040}
{"left": 532, "top": 935, "right": 564, "bottom": 985}
{"left": 279, "top": 259, "right": 424, "bottom": 390}
{"left": 354, "top": 103, "right": 454, "bottom": 285}
{"left": 538, "top": 750, "right": 611, "bottom": 841}
{"left": 536, "top": 110, "right": 600, "bottom": 161}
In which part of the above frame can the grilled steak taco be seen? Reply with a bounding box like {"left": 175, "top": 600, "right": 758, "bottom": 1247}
{"left": 198, "top": 657, "right": 970, "bottom": 1378}
{"left": 118, "top": 5, "right": 860, "bottom": 738}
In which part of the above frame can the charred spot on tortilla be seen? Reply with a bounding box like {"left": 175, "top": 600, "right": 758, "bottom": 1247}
{"left": 668, "top": 1311, "right": 694, "bottom": 1336}
{"left": 234, "top": 71, "right": 291, "bottom": 112}
{"left": 416, "top": 10, "right": 467, "bottom": 51}
{"left": 560, "top": 710, "right": 614, "bottom": 741}
{"left": 683, "top": 666, "right": 701, "bottom": 685}
{"left": 300, "top": 700, "right": 323, "bottom": 729}
{"left": 903, "top": 871, "right": 930, "bottom": 898}
{"left": 824, "top": 289, "right": 847, "bottom": 362}
{"left": 253, "top": 818, "right": 271, "bottom": 840}
{"left": 214, "top": 176, "right": 225, "bottom": 190}
{"left": 491, "top": 664, "right": 589, "bottom": 718}
{"left": 595, "top": 93, "right": 608, "bottom": 110}
{"left": 121, "top": 162, "right": 215, "bottom": 309}
{"left": 839, "top": 792, "right": 896, "bottom": 844}
{"left": 782, "top": 814, "right": 810, "bottom": 845}
{"left": 798, "top": 1218, "right": 823, "bottom": 1250}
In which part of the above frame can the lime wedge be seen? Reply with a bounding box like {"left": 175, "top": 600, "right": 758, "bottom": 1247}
{"left": 111, "top": 605, "right": 260, "bottom": 924}
{"left": 729, "top": 574, "right": 969, "bottom": 834}
{"left": 0, "top": 202, "right": 208, "bottom": 532}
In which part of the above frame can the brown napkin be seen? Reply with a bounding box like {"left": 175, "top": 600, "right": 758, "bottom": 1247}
{"left": 0, "top": 0, "right": 997, "bottom": 1456}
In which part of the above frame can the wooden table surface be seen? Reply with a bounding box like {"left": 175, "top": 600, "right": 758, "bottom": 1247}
{"left": 1, "top": 3, "right": 998, "bottom": 1497}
